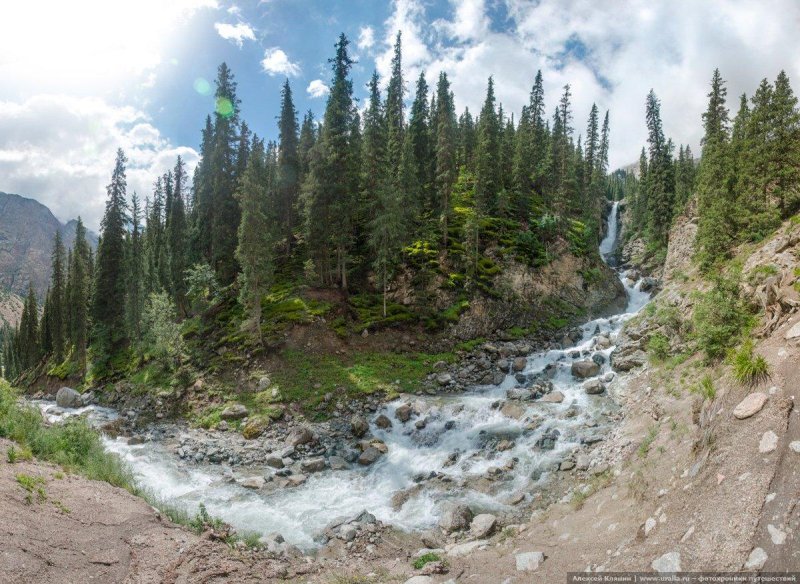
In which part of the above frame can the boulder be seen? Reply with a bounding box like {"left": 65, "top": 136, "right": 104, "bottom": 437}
{"left": 583, "top": 379, "right": 604, "bottom": 395}
{"left": 242, "top": 417, "right": 269, "bottom": 439}
{"left": 744, "top": 547, "right": 768, "bottom": 570}
{"left": 328, "top": 455, "right": 348, "bottom": 470}
{"left": 436, "top": 373, "right": 453, "bottom": 386}
{"left": 651, "top": 552, "right": 681, "bottom": 573}
{"left": 239, "top": 476, "right": 265, "bottom": 490}
{"left": 301, "top": 457, "right": 326, "bottom": 473}
{"left": 539, "top": 391, "right": 564, "bottom": 403}
{"left": 404, "top": 577, "right": 434, "bottom": 584}
{"left": 595, "top": 336, "right": 611, "bottom": 349}
{"left": 56, "top": 387, "right": 83, "bottom": 409}
{"left": 287, "top": 474, "right": 307, "bottom": 487}
{"left": 512, "top": 357, "right": 527, "bottom": 372}
{"left": 290, "top": 426, "right": 314, "bottom": 447}
{"left": 497, "top": 359, "right": 511, "bottom": 373}
{"left": 375, "top": 414, "right": 392, "bottom": 429}
{"left": 515, "top": 551, "right": 545, "bottom": 572}
{"left": 470, "top": 513, "right": 497, "bottom": 538}
{"left": 358, "top": 447, "right": 383, "bottom": 466}
{"left": 266, "top": 456, "right": 284, "bottom": 469}
{"left": 506, "top": 387, "right": 533, "bottom": 400}
{"left": 500, "top": 402, "right": 525, "bottom": 419}
{"left": 612, "top": 350, "right": 647, "bottom": 371}
{"left": 438, "top": 504, "right": 473, "bottom": 533}
{"left": 446, "top": 539, "right": 487, "bottom": 557}
{"left": 733, "top": 393, "right": 768, "bottom": 420}
{"left": 350, "top": 415, "right": 369, "bottom": 438}
{"left": 559, "top": 459, "right": 576, "bottom": 471}
{"left": 640, "top": 277, "right": 660, "bottom": 293}
{"left": 785, "top": 320, "right": 800, "bottom": 340}
{"left": 395, "top": 404, "right": 412, "bottom": 423}
{"left": 571, "top": 360, "right": 600, "bottom": 379}
{"left": 575, "top": 454, "right": 591, "bottom": 471}
{"left": 339, "top": 524, "right": 358, "bottom": 541}
{"left": 759, "top": 431, "right": 778, "bottom": 453}
{"left": 220, "top": 404, "right": 248, "bottom": 420}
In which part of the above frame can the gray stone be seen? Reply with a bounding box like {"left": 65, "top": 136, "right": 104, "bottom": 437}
{"left": 785, "top": 320, "right": 800, "bottom": 340}
{"left": 789, "top": 440, "right": 800, "bottom": 453}
{"left": 595, "top": 335, "right": 611, "bottom": 349}
{"left": 651, "top": 552, "right": 681, "bottom": 573}
{"left": 571, "top": 360, "right": 600, "bottom": 379}
{"left": 583, "top": 378, "right": 604, "bottom": 394}
{"left": 436, "top": 373, "right": 453, "bottom": 386}
{"left": 744, "top": 547, "right": 768, "bottom": 570}
{"left": 395, "top": 404, "right": 412, "bottom": 423}
{"left": 612, "top": 350, "right": 647, "bottom": 371}
{"left": 350, "top": 415, "right": 369, "bottom": 438}
{"left": 328, "top": 455, "right": 348, "bottom": 470}
{"left": 733, "top": 393, "right": 768, "bottom": 419}
{"left": 404, "top": 577, "right": 434, "bottom": 584}
{"left": 506, "top": 387, "right": 533, "bottom": 400}
{"left": 266, "top": 456, "right": 284, "bottom": 469}
{"left": 358, "top": 447, "right": 383, "bottom": 466}
{"left": 512, "top": 357, "right": 527, "bottom": 372}
{"left": 375, "top": 414, "right": 393, "bottom": 429}
{"left": 446, "top": 539, "right": 488, "bottom": 557}
{"left": 256, "top": 376, "right": 271, "bottom": 391}
{"left": 56, "top": 387, "right": 83, "bottom": 409}
{"left": 220, "top": 404, "right": 248, "bottom": 420}
{"left": 559, "top": 459, "right": 576, "bottom": 471}
{"left": 239, "top": 476, "right": 265, "bottom": 490}
{"left": 287, "top": 474, "right": 307, "bottom": 487}
{"left": 767, "top": 524, "right": 787, "bottom": 545}
{"left": 339, "top": 524, "right": 358, "bottom": 541}
{"left": 470, "top": 513, "right": 497, "bottom": 538}
{"left": 515, "top": 551, "right": 545, "bottom": 572}
{"left": 439, "top": 504, "right": 473, "bottom": 533}
{"left": 301, "top": 457, "right": 326, "bottom": 473}
{"left": 539, "top": 391, "right": 564, "bottom": 403}
{"left": 576, "top": 455, "right": 591, "bottom": 471}
{"left": 644, "top": 517, "right": 657, "bottom": 536}
{"left": 290, "top": 426, "right": 314, "bottom": 447}
{"left": 759, "top": 431, "right": 778, "bottom": 453}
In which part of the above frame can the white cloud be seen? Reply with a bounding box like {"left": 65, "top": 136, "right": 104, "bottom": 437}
{"left": 371, "top": 0, "right": 800, "bottom": 170}
{"left": 307, "top": 79, "right": 330, "bottom": 99}
{"left": 214, "top": 21, "right": 256, "bottom": 47}
{"left": 0, "top": 95, "right": 199, "bottom": 230}
{"left": 261, "top": 48, "right": 301, "bottom": 77}
{"left": 358, "top": 26, "right": 376, "bottom": 50}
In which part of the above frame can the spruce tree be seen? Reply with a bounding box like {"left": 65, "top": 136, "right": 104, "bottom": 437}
{"left": 68, "top": 217, "right": 90, "bottom": 370}
{"left": 434, "top": 72, "right": 457, "bottom": 248}
{"left": 49, "top": 230, "right": 66, "bottom": 363}
{"left": 475, "top": 77, "right": 501, "bottom": 215}
{"left": 168, "top": 156, "right": 188, "bottom": 314}
{"left": 277, "top": 80, "right": 300, "bottom": 247}
{"left": 408, "top": 72, "right": 432, "bottom": 213}
{"left": 127, "top": 192, "right": 145, "bottom": 342}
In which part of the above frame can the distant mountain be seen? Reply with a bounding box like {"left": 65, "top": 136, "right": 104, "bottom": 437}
{"left": 0, "top": 289, "right": 23, "bottom": 329}
{"left": 0, "top": 192, "right": 97, "bottom": 299}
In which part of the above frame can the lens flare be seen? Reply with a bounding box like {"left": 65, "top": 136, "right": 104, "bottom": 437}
{"left": 215, "top": 97, "right": 234, "bottom": 118}
{"left": 193, "top": 77, "right": 211, "bottom": 96}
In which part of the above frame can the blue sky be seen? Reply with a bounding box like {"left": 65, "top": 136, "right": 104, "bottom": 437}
{"left": 1, "top": 0, "right": 799, "bottom": 228}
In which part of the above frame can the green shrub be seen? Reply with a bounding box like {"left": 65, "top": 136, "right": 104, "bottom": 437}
{"left": 692, "top": 271, "right": 753, "bottom": 361}
{"left": 690, "top": 375, "right": 716, "bottom": 400}
{"left": 647, "top": 332, "right": 670, "bottom": 361}
{"left": 413, "top": 552, "right": 443, "bottom": 570}
{"left": 731, "top": 340, "right": 770, "bottom": 387}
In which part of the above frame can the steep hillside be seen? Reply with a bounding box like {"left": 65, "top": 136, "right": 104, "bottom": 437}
{"left": 0, "top": 192, "right": 97, "bottom": 298}
{"left": 0, "top": 289, "right": 23, "bottom": 328}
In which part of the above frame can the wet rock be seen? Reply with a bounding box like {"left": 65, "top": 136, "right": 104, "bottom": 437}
{"left": 559, "top": 459, "right": 576, "bottom": 471}
{"left": 470, "top": 514, "right": 497, "bottom": 538}
{"left": 328, "top": 455, "right": 348, "bottom": 470}
{"left": 375, "top": 414, "right": 393, "bottom": 429}
{"left": 591, "top": 353, "right": 606, "bottom": 366}
{"left": 651, "top": 552, "right": 681, "bottom": 572}
{"left": 744, "top": 547, "right": 768, "bottom": 570}
{"left": 512, "top": 357, "right": 527, "bottom": 372}
{"left": 415, "top": 419, "right": 427, "bottom": 430}
{"left": 350, "top": 415, "right": 369, "bottom": 438}
{"left": 507, "top": 387, "right": 533, "bottom": 401}
{"left": 436, "top": 373, "right": 453, "bottom": 386}
{"left": 220, "top": 404, "right": 248, "bottom": 420}
{"left": 496, "top": 439, "right": 513, "bottom": 451}
{"left": 391, "top": 486, "right": 422, "bottom": 510}
{"left": 497, "top": 359, "right": 511, "bottom": 373}
{"left": 733, "top": 393, "right": 768, "bottom": 419}
{"left": 290, "top": 426, "right": 314, "bottom": 447}
{"left": 301, "top": 457, "right": 326, "bottom": 473}
{"left": 358, "top": 447, "right": 383, "bottom": 466}
{"left": 287, "top": 474, "right": 307, "bottom": 487}
{"left": 535, "top": 429, "right": 560, "bottom": 451}
{"left": 396, "top": 404, "right": 413, "bottom": 423}
{"left": 439, "top": 504, "right": 473, "bottom": 533}
{"left": 539, "top": 391, "right": 564, "bottom": 403}
{"left": 266, "top": 455, "right": 284, "bottom": 469}
{"left": 239, "top": 476, "right": 265, "bottom": 490}
{"left": 56, "top": 387, "right": 83, "bottom": 409}
{"left": 500, "top": 402, "right": 525, "bottom": 419}
{"left": 571, "top": 360, "right": 600, "bottom": 379}
{"left": 583, "top": 379, "right": 604, "bottom": 395}
{"left": 339, "top": 524, "right": 358, "bottom": 541}
{"left": 595, "top": 336, "right": 611, "bottom": 349}
{"left": 759, "top": 431, "right": 778, "bottom": 453}
{"left": 515, "top": 551, "right": 545, "bottom": 572}
{"left": 612, "top": 350, "right": 647, "bottom": 371}
{"left": 640, "top": 277, "right": 660, "bottom": 293}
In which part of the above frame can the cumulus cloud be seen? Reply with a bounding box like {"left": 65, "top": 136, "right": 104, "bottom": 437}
{"left": 306, "top": 79, "right": 330, "bottom": 99}
{"left": 261, "top": 47, "right": 301, "bottom": 77}
{"left": 0, "top": 95, "right": 199, "bottom": 229}
{"left": 358, "top": 26, "right": 375, "bottom": 50}
{"left": 372, "top": 0, "right": 800, "bottom": 169}
{"left": 214, "top": 21, "right": 256, "bottom": 46}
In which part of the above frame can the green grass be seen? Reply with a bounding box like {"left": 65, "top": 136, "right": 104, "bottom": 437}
{"left": 638, "top": 425, "right": 660, "bottom": 459}
{"left": 16, "top": 473, "right": 47, "bottom": 504}
{"left": 413, "top": 552, "right": 443, "bottom": 570}
{"left": 647, "top": 332, "right": 670, "bottom": 361}
{"left": 690, "top": 374, "right": 716, "bottom": 401}
{"left": 731, "top": 341, "right": 770, "bottom": 387}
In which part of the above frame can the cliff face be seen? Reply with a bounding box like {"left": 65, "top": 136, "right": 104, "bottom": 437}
{"left": 0, "top": 192, "right": 96, "bottom": 299}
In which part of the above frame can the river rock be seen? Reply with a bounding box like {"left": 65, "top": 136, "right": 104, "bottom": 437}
{"left": 571, "top": 360, "right": 600, "bottom": 379}
{"left": 612, "top": 350, "right": 647, "bottom": 371}
{"left": 287, "top": 474, "right": 307, "bottom": 487}
{"left": 301, "top": 457, "right": 326, "bottom": 473}
{"left": 576, "top": 454, "right": 591, "bottom": 471}
{"left": 436, "top": 373, "right": 453, "bottom": 386}
{"left": 266, "top": 455, "right": 284, "bottom": 469}
{"left": 439, "top": 504, "right": 473, "bottom": 533}
{"left": 239, "top": 476, "right": 265, "bottom": 490}
{"left": 733, "top": 393, "right": 768, "bottom": 419}
{"left": 470, "top": 514, "right": 497, "bottom": 538}
{"left": 290, "top": 426, "right": 314, "bottom": 446}
{"left": 651, "top": 552, "right": 681, "bottom": 572}
{"left": 375, "top": 414, "right": 392, "bottom": 429}
{"left": 396, "top": 404, "right": 412, "bottom": 423}
{"left": 559, "top": 459, "right": 576, "bottom": 471}
{"left": 220, "top": 404, "right": 248, "bottom": 420}
{"left": 539, "top": 391, "right": 564, "bottom": 403}
{"left": 515, "top": 551, "right": 545, "bottom": 572}
{"left": 358, "top": 447, "right": 383, "bottom": 466}
{"left": 446, "top": 539, "right": 487, "bottom": 557}
{"left": 497, "top": 359, "right": 511, "bottom": 372}
{"left": 507, "top": 387, "right": 532, "bottom": 400}
{"left": 595, "top": 336, "right": 611, "bottom": 349}
{"left": 339, "top": 524, "right": 358, "bottom": 541}
{"left": 404, "top": 577, "right": 434, "bottom": 584}
{"left": 350, "top": 415, "right": 369, "bottom": 438}
{"left": 328, "top": 455, "right": 348, "bottom": 470}
{"left": 759, "top": 431, "right": 778, "bottom": 453}
{"left": 512, "top": 357, "right": 527, "bottom": 372}
{"left": 256, "top": 376, "right": 271, "bottom": 391}
{"left": 640, "top": 277, "right": 660, "bottom": 292}
{"left": 242, "top": 417, "right": 268, "bottom": 439}
{"left": 56, "top": 387, "right": 83, "bottom": 409}
{"left": 500, "top": 402, "right": 525, "bottom": 419}
{"left": 785, "top": 320, "right": 800, "bottom": 340}
{"left": 583, "top": 379, "right": 604, "bottom": 395}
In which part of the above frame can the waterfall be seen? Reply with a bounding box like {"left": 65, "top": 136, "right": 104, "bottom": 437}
{"left": 599, "top": 200, "right": 620, "bottom": 262}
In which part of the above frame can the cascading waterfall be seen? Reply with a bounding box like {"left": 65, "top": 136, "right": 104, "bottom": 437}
{"left": 37, "top": 199, "right": 649, "bottom": 550}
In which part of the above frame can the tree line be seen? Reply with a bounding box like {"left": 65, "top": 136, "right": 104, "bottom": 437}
{"left": 2, "top": 31, "right": 613, "bottom": 380}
